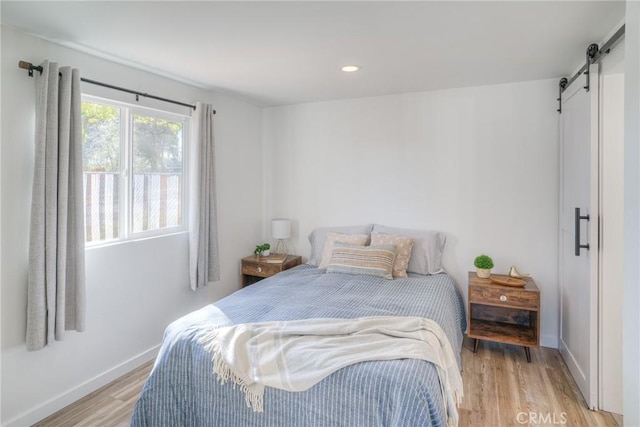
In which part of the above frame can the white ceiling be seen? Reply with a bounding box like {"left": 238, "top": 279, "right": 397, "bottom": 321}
{"left": 1, "top": 1, "right": 625, "bottom": 107}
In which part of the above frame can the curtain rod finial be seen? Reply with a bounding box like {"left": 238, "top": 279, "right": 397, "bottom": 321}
{"left": 18, "top": 60, "right": 43, "bottom": 77}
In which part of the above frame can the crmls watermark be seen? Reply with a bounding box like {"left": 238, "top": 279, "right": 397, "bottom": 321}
{"left": 516, "top": 411, "right": 568, "bottom": 425}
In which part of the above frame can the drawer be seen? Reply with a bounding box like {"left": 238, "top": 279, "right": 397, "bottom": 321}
{"left": 242, "top": 262, "right": 280, "bottom": 278}
{"left": 469, "top": 285, "right": 539, "bottom": 310}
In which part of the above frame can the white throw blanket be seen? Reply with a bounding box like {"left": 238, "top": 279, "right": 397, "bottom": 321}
{"left": 200, "top": 316, "right": 463, "bottom": 427}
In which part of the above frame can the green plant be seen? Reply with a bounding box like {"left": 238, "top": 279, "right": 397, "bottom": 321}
{"left": 474, "top": 254, "right": 494, "bottom": 269}
{"left": 254, "top": 243, "right": 271, "bottom": 256}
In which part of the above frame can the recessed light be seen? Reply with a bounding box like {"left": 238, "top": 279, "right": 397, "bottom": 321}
{"left": 341, "top": 65, "right": 360, "bottom": 73}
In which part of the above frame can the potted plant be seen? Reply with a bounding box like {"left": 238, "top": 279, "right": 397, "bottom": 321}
{"left": 474, "top": 254, "right": 494, "bottom": 278}
{"left": 254, "top": 243, "right": 271, "bottom": 257}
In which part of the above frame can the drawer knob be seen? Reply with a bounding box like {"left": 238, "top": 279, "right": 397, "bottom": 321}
{"left": 500, "top": 295, "right": 507, "bottom": 302}
{"left": 257, "top": 266, "right": 263, "bottom": 273}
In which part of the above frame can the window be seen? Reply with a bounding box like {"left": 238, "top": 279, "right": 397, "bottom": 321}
{"left": 81, "top": 96, "right": 189, "bottom": 244}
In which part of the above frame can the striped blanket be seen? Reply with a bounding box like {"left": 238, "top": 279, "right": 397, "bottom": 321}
{"left": 132, "top": 265, "right": 466, "bottom": 427}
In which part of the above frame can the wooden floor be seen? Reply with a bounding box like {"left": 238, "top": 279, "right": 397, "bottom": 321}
{"left": 33, "top": 362, "right": 153, "bottom": 427}
{"left": 458, "top": 338, "right": 622, "bottom": 427}
{"left": 35, "top": 338, "right": 622, "bottom": 427}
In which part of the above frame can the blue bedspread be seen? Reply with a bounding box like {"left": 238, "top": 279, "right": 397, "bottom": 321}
{"left": 131, "top": 265, "right": 466, "bottom": 427}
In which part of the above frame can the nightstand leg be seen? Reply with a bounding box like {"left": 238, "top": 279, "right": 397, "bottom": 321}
{"left": 524, "top": 346, "right": 531, "bottom": 363}
{"left": 473, "top": 338, "right": 480, "bottom": 353}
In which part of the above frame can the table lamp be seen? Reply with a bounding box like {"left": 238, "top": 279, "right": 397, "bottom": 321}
{"left": 271, "top": 218, "right": 291, "bottom": 256}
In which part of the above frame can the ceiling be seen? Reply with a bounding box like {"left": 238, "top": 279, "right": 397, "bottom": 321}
{"left": 1, "top": 1, "right": 625, "bottom": 107}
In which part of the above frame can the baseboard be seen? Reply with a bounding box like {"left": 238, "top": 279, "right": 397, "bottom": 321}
{"left": 4, "top": 345, "right": 160, "bottom": 427}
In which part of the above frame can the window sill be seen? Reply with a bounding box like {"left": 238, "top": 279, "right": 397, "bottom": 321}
{"left": 85, "top": 230, "right": 188, "bottom": 251}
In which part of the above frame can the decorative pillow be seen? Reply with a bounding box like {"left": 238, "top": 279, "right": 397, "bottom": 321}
{"left": 318, "top": 232, "right": 369, "bottom": 269}
{"left": 371, "top": 225, "right": 446, "bottom": 275}
{"left": 327, "top": 242, "right": 397, "bottom": 280}
{"left": 370, "top": 232, "right": 414, "bottom": 278}
{"left": 307, "top": 224, "right": 373, "bottom": 267}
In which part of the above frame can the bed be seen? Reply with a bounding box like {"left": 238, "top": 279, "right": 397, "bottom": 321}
{"left": 131, "top": 263, "right": 466, "bottom": 427}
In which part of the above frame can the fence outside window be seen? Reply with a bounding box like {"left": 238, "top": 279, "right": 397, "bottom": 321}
{"left": 84, "top": 172, "right": 182, "bottom": 243}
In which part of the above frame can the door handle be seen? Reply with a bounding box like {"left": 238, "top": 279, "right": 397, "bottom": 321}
{"left": 575, "top": 207, "right": 590, "bottom": 256}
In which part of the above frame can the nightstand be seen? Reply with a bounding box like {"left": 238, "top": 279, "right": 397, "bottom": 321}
{"left": 467, "top": 271, "right": 540, "bottom": 362}
{"left": 241, "top": 255, "right": 302, "bottom": 287}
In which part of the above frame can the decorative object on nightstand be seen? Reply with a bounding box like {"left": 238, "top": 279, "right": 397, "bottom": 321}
{"left": 490, "top": 275, "right": 526, "bottom": 287}
{"left": 241, "top": 255, "right": 302, "bottom": 287}
{"left": 254, "top": 243, "right": 271, "bottom": 257}
{"left": 473, "top": 254, "right": 494, "bottom": 278}
{"left": 271, "top": 218, "right": 291, "bottom": 257}
{"left": 508, "top": 265, "right": 530, "bottom": 278}
{"left": 467, "top": 271, "right": 540, "bottom": 363}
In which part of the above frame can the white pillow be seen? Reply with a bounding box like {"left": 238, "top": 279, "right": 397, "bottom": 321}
{"left": 371, "top": 225, "right": 446, "bottom": 275}
{"left": 307, "top": 224, "right": 373, "bottom": 267}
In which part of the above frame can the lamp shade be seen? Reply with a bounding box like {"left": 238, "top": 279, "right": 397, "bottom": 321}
{"left": 271, "top": 218, "right": 291, "bottom": 239}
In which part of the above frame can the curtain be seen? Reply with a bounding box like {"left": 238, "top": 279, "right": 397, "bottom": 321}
{"left": 26, "top": 61, "right": 86, "bottom": 351}
{"left": 189, "top": 102, "right": 220, "bottom": 290}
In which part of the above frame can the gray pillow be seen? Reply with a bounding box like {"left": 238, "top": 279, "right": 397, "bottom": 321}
{"left": 371, "top": 225, "right": 446, "bottom": 275}
{"left": 307, "top": 224, "right": 373, "bottom": 267}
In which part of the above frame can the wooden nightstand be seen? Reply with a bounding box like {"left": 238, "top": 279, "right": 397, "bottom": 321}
{"left": 467, "top": 271, "right": 540, "bottom": 362}
{"left": 241, "top": 255, "right": 302, "bottom": 287}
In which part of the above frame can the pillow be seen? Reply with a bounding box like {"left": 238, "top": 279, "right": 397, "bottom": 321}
{"left": 318, "top": 232, "right": 369, "bottom": 269}
{"left": 370, "top": 232, "right": 414, "bottom": 278}
{"left": 326, "top": 242, "right": 397, "bottom": 280}
{"left": 371, "top": 225, "right": 446, "bottom": 275}
{"left": 307, "top": 224, "right": 373, "bottom": 267}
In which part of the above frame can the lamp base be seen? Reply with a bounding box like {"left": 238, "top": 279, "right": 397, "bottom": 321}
{"left": 273, "top": 239, "right": 288, "bottom": 257}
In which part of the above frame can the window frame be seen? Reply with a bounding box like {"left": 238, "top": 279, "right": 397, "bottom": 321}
{"left": 82, "top": 95, "right": 190, "bottom": 247}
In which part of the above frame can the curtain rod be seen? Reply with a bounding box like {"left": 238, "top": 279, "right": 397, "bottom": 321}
{"left": 18, "top": 60, "right": 216, "bottom": 114}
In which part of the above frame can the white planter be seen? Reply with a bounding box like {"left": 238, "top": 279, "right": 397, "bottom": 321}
{"left": 476, "top": 268, "right": 491, "bottom": 278}
{"left": 263, "top": 249, "right": 270, "bottom": 256}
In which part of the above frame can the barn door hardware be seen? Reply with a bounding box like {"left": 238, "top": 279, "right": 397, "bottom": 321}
{"left": 583, "top": 44, "right": 600, "bottom": 92}
{"left": 575, "top": 207, "right": 590, "bottom": 256}
{"left": 557, "top": 78, "right": 568, "bottom": 113}
{"left": 555, "top": 25, "right": 624, "bottom": 111}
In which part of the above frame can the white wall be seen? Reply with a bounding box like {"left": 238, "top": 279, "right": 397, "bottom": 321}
{"left": 623, "top": 0, "right": 640, "bottom": 425}
{"left": 0, "top": 26, "right": 264, "bottom": 425}
{"left": 263, "top": 79, "right": 559, "bottom": 348}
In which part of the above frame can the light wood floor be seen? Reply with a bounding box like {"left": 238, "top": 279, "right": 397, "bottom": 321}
{"left": 458, "top": 338, "right": 622, "bottom": 427}
{"left": 33, "top": 362, "right": 153, "bottom": 427}
{"left": 35, "top": 338, "right": 622, "bottom": 427}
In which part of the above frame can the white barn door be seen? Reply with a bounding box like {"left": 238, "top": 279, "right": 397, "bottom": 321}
{"left": 559, "top": 64, "right": 600, "bottom": 410}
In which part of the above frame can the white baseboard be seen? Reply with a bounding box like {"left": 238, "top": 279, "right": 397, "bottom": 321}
{"left": 4, "top": 345, "right": 160, "bottom": 427}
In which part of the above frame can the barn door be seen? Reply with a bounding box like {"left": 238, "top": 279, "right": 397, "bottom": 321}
{"left": 558, "top": 63, "right": 599, "bottom": 410}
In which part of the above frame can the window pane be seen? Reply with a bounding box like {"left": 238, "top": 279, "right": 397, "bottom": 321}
{"left": 132, "top": 114, "right": 184, "bottom": 233}
{"left": 82, "top": 101, "right": 120, "bottom": 243}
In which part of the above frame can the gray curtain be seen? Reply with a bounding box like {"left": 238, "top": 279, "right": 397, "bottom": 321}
{"left": 26, "top": 61, "right": 86, "bottom": 351}
{"left": 189, "top": 102, "right": 220, "bottom": 290}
